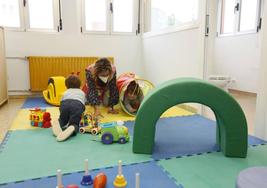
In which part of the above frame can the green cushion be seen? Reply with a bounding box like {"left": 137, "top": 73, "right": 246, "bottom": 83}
{"left": 133, "top": 78, "right": 248, "bottom": 158}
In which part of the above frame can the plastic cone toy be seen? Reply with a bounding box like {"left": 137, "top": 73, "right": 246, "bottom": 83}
{"left": 135, "top": 173, "right": 140, "bottom": 188}
{"left": 56, "top": 169, "right": 64, "bottom": 188}
{"left": 81, "top": 159, "right": 93, "bottom": 186}
{"left": 113, "top": 160, "right": 127, "bottom": 188}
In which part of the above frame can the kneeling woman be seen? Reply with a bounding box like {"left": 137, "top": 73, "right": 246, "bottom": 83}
{"left": 84, "top": 58, "right": 119, "bottom": 117}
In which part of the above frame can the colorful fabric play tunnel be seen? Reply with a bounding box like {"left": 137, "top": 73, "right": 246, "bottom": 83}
{"left": 117, "top": 73, "right": 154, "bottom": 116}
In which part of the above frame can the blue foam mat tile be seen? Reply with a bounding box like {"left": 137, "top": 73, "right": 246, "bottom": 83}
{"left": 248, "top": 136, "right": 267, "bottom": 146}
{"left": 0, "top": 161, "right": 183, "bottom": 188}
{"left": 21, "top": 97, "right": 52, "bottom": 109}
{"left": 124, "top": 115, "right": 267, "bottom": 160}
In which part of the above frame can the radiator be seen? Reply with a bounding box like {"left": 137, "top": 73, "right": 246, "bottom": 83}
{"left": 29, "top": 56, "right": 114, "bottom": 91}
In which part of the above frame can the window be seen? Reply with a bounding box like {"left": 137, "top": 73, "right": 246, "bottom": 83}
{"left": 221, "top": 0, "right": 236, "bottom": 34}
{"left": 219, "top": 0, "right": 261, "bottom": 35}
{"left": 27, "top": 0, "right": 57, "bottom": 30}
{"left": 147, "top": 0, "right": 199, "bottom": 32}
{"left": 0, "top": 0, "right": 60, "bottom": 32}
{"left": 0, "top": 0, "right": 22, "bottom": 28}
{"left": 112, "top": 0, "right": 134, "bottom": 32}
{"left": 84, "top": 0, "right": 107, "bottom": 32}
{"left": 82, "top": 0, "right": 137, "bottom": 34}
{"left": 239, "top": 0, "right": 259, "bottom": 32}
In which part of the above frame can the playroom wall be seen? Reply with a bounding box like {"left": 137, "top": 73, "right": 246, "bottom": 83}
{"left": 141, "top": 1, "right": 207, "bottom": 86}
{"left": 5, "top": 0, "right": 143, "bottom": 91}
{"left": 211, "top": 1, "right": 261, "bottom": 93}
{"left": 140, "top": 1, "right": 207, "bottom": 113}
{"left": 255, "top": 0, "right": 267, "bottom": 140}
{"left": 214, "top": 34, "right": 261, "bottom": 93}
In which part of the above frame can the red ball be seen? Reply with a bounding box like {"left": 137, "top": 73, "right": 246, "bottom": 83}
{"left": 66, "top": 184, "right": 79, "bottom": 188}
{"left": 93, "top": 172, "right": 107, "bottom": 188}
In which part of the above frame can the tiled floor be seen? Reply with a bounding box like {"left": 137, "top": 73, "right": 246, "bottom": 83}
{"left": 0, "top": 91, "right": 257, "bottom": 143}
{"left": 0, "top": 98, "right": 25, "bottom": 142}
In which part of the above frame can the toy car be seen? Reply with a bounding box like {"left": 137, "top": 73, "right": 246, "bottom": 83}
{"left": 79, "top": 125, "right": 101, "bottom": 135}
{"left": 79, "top": 112, "right": 101, "bottom": 135}
{"left": 100, "top": 122, "right": 130, "bottom": 144}
{"left": 79, "top": 113, "right": 90, "bottom": 127}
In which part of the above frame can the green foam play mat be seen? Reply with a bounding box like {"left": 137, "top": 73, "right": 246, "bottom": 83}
{"left": 158, "top": 145, "right": 267, "bottom": 188}
{"left": 0, "top": 129, "right": 151, "bottom": 184}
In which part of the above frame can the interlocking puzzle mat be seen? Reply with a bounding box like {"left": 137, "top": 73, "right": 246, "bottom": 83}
{"left": 1, "top": 97, "right": 267, "bottom": 187}
{"left": 124, "top": 115, "right": 267, "bottom": 160}
{"left": 1, "top": 115, "right": 266, "bottom": 186}
{"left": 10, "top": 97, "right": 194, "bottom": 131}
{"left": 0, "top": 161, "right": 184, "bottom": 188}
{"left": 158, "top": 144, "right": 267, "bottom": 188}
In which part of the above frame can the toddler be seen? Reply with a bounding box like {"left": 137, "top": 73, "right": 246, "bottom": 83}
{"left": 52, "top": 75, "right": 86, "bottom": 141}
{"left": 123, "top": 81, "right": 143, "bottom": 114}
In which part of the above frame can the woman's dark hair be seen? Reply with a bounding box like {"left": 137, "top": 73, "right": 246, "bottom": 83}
{"left": 65, "top": 75, "right": 81, "bottom": 89}
{"left": 94, "top": 58, "right": 112, "bottom": 76}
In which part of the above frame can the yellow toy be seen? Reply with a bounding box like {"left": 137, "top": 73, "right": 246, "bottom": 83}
{"left": 43, "top": 76, "right": 67, "bottom": 106}
{"left": 113, "top": 160, "right": 127, "bottom": 188}
{"left": 29, "top": 108, "right": 51, "bottom": 128}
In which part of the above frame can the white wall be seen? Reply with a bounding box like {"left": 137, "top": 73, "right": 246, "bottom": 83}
{"left": 255, "top": 0, "right": 267, "bottom": 140}
{"left": 214, "top": 34, "right": 261, "bottom": 93}
{"left": 141, "top": 1, "right": 207, "bottom": 85}
{"left": 211, "top": 0, "right": 261, "bottom": 93}
{"left": 5, "top": 0, "right": 143, "bottom": 91}
{"left": 6, "top": 58, "right": 30, "bottom": 91}
{"left": 142, "top": 28, "right": 203, "bottom": 85}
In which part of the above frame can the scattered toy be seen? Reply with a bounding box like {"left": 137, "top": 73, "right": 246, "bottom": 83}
{"left": 113, "top": 160, "right": 127, "bottom": 188}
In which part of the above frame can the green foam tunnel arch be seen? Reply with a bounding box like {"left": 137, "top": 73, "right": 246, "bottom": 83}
{"left": 133, "top": 78, "right": 248, "bottom": 158}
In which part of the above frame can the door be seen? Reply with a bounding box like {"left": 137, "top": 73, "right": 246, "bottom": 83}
{"left": 0, "top": 27, "right": 8, "bottom": 105}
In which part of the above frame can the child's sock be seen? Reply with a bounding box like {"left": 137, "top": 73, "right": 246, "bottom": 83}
{"left": 52, "top": 120, "right": 62, "bottom": 137}
{"left": 56, "top": 125, "right": 75, "bottom": 142}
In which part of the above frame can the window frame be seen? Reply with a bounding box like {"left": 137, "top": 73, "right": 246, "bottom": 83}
{"left": 110, "top": 0, "right": 138, "bottom": 35}
{"left": 24, "top": 0, "right": 60, "bottom": 32}
{"left": 218, "top": 0, "right": 262, "bottom": 37}
{"left": 81, "top": 0, "right": 110, "bottom": 35}
{"left": 1, "top": 0, "right": 61, "bottom": 33}
{"left": 0, "top": 0, "right": 25, "bottom": 31}
{"left": 81, "top": 0, "right": 138, "bottom": 35}
{"left": 143, "top": 0, "right": 201, "bottom": 36}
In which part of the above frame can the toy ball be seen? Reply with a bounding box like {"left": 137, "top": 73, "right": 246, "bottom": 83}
{"left": 66, "top": 184, "right": 79, "bottom": 188}
{"left": 93, "top": 172, "right": 107, "bottom": 188}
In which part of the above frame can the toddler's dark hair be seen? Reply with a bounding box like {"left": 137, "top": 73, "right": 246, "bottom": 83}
{"left": 65, "top": 75, "right": 81, "bottom": 89}
{"left": 127, "top": 81, "right": 140, "bottom": 95}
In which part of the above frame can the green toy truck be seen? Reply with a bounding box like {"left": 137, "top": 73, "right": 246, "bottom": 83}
{"left": 100, "top": 122, "right": 130, "bottom": 144}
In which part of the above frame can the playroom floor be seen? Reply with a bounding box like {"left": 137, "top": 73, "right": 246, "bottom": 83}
{"left": 0, "top": 90, "right": 257, "bottom": 143}
{"left": 0, "top": 98, "right": 25, "bottom": 142}
{"left": 0, "top": 91, "right": 263, "bottom": 188}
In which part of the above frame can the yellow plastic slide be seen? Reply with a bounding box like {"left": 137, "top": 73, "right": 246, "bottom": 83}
{"left": 43, "top": 76, "right": 66, "bottom": 106}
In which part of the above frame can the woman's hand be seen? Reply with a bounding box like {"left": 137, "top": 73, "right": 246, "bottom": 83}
{"left": 108, "top": 107, "right": 119, "bottom": 114}
{"left": 94, "top": 106, "right": 104, "bottom": 118}
{"left": 128, "top": 107, "right": 137, "bottom": 113}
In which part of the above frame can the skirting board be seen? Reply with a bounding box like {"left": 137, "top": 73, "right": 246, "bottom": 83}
{"left": 0, "top": 99, "right": 8, "bottom": 107}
